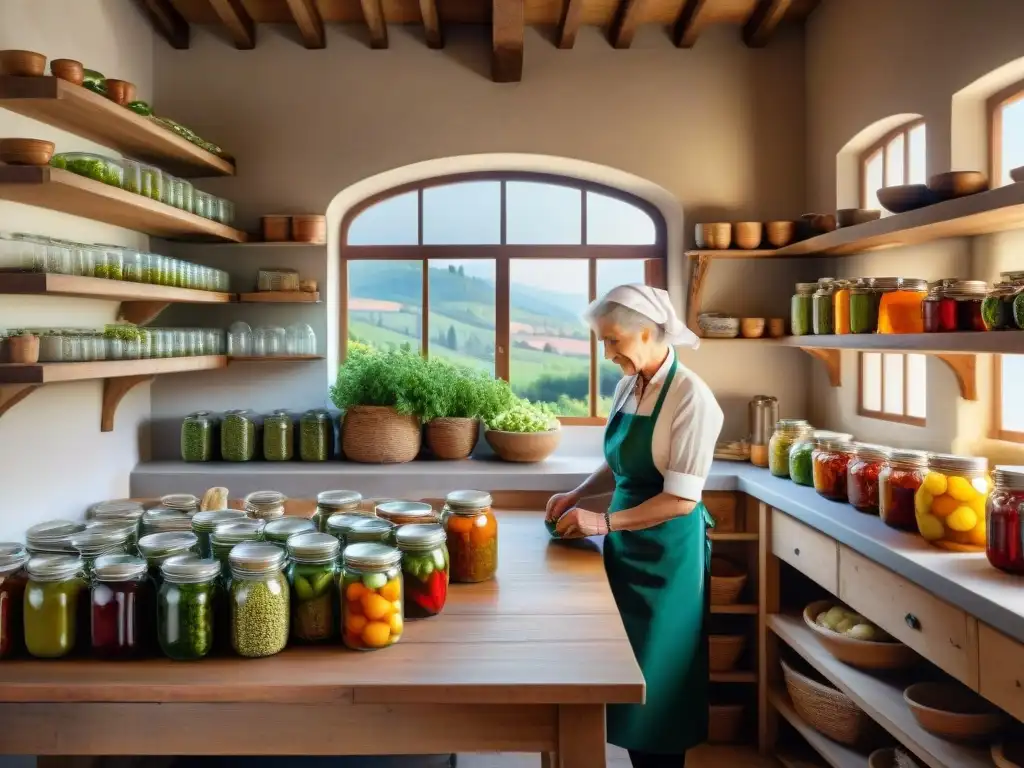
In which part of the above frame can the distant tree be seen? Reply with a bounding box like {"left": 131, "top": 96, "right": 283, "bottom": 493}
{"left": 458, "top": 265, "right": 465, "bottom": 276}
{"left": 543, "top": 343, "right": 557, "bottom": 354}
{"left": 376, "top": 315, "right": 383, "bottom": 328}
{"left": 446, "top": 325, "right": 458, "bottom": 350}
{"left": 448, "top": 265, "right": 456, "bottom": 274}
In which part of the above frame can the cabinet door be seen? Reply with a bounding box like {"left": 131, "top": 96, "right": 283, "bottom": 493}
{"left": 979, "top": 623, "right": 1024, "bottom": 721}
{"left": 771, "top": 509, "right": 838, "bottom": 594}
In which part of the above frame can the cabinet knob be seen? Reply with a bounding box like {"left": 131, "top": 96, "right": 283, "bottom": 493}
{"left": 905, "top": 613, "right": 921, "bottom": 630}
{"left": 793, "top": 547, "right": 800, "bottom": 556}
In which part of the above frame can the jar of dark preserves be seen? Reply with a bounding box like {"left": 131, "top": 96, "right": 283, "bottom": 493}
{"left": 847, "top": 444, "right": 889, "bottom": 515}
{"left": 0, "top": 543, "right": 29, "bottom": 659}
{"left": 879, "top": 449, "right": 928, "bottom": 531}
{"left": 949, "top": 280, "right": 988, "bottom": 332}
{"left": 987, "top": 466, "right": 1024, "bottom": 574}
{"left": 922, "top": 280, "right": 956, "bottom": 333}
{"left": 91, "top": 554, "right": 150, "bottom": 658}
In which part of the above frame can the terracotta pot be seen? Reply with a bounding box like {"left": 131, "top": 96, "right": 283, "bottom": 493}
{"left": 0, "top": 50, "right": 46, "bottom": 76}
{"left": 0, "top": 138, "right": 54, "bottom": 166}
{"left": 9, "top": 334, "right": 39, "bottom": 364}
{"left": 49, "top": 59, "right": 84, "bottom": 85}
{"left": 425, "top": 417, "right": 479, "bottom": 460}
{"left": 767, "top": 318, "right": 786, "bottom": 338}
{"left": 104, "top": 79, "right": 136, "bottom": 106}
{"left": 342, "top": 405, "right": 421, "bottom": 463}
{"left": 291, "top": 214, "right": 326, "bottom": 244}
{"left": 734, "top": 222, "right": 763, "bottom": 250}
{"left": 485, "top": 429, "right": 561, "bottom": 463}
{"left": 765, "top": 220, "right": 796, "bottom": 247}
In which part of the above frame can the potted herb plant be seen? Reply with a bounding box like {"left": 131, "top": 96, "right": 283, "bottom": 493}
{"left": 485, "top": 399, "right": 562, "bottom": 463}
{"left": 8, "top": 330, "right": 40, "bottom": 364}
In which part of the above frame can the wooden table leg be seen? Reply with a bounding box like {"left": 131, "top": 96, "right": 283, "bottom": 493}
{"left": 557, "top": 704, "right": 606, "bottom": 768}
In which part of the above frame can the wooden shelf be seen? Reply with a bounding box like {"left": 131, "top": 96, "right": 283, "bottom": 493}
{"left": 686, "top": 249, "right": 783, "bottom": 259}
{"left": 228, "top": 355, "right": 324, "bottom": 362}
{"left": 709, "top": 671, "right": 758, "bottom": 683}
{"left": 0, "top": 167, "right": 247, "bottom": 242}
{"left": 769, "top": 613, "right": 992, "bottom": 768}
{"left": 0, "top": 76, "right": 234, "bottom": 177}
{"left": 711, "top": 604, "right": 758, "bottom": 615}
{"left": 770, "top": 687, "right": 870, "bottom": 768}
{"left": 785, "top": 331, "right": 1024, "bottom": 354}
{"left": 0, "top": 273, "right": 233, "bottom": 305}
{"left": 238, "top": 291, "right": 320, "bottom": 303}
{"left": 709, "top": 532, "right": 760, "bottom": 542}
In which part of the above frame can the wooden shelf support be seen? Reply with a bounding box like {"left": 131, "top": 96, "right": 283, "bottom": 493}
{"left": 101, "top": 375, "right": 154, "bottom": 432}
{"left": 935, "top": 353, "right": 978, "bottom": 400}
{"left": 801, "top": 347, "right": 842, "bottom": 386}
{"left": 0, "top": 384, "right": 40, "bottom": 420}
{"left": 686, "top": 253, "right": 711, "bottom": 336}
{"left": 119, "top": 300, "right": 171, "bottom": 326}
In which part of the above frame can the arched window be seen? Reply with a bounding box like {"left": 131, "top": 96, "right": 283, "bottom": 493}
{"left": 990, "top": 81, "right": 1024, "bottom": 187}
{"left": 859, "top": 120, "right": 927, "bottom": 213}
{"left": 340, "top": 173, "right": 667, "bottom": 423}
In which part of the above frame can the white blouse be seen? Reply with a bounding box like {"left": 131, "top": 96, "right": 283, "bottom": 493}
{"left": 606, "top": 348, "right": 724, "bottom": 501}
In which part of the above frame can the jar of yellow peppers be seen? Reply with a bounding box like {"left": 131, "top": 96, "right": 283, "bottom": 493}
{"left": 914, "top": 454, "right": 991, "bottom": 552}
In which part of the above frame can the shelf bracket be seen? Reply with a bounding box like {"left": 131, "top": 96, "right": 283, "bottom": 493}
{"left": 686, "top": 253, "right": 711, "bottom": 336}
{"left": 800, "top": 348, "right": 841, "bottom": 386}
{"left": 101, "top": 375, "right": 154, "bottom": 432}
{"left": 934, "top": 353, "right": 977, "bottom": 400}
{"left": 119, "top": 301, "right": 170, "bottom": 326}
{"left": 0, "top": 384, "right": 41, "bottom": 420}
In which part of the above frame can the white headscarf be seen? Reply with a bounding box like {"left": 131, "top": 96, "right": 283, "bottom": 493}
{"left": 588, "top": 284, "right": 700, "bottom": 350}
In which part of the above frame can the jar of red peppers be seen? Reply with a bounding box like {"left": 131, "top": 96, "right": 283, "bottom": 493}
{"left": 812, "top": 439, "right": 855, "bottom": 502}
{"left": 91, "top": 554, "right": 151, "bottom": 658}
{"left": 847, "top": 444, "right": 889, "bottom": 515}
{"left": 0, "top": 543, "right": 29, "bottom": 659}
{"left": 986, "top": 467, "right": 1024, "bottom": 575}
{"left": 396, "top": 523, "right": 449, "bottom": 618}
{"left": 442, "top": 490, "right": 498, "bottom": 583}
{"left": 879, "top": 449, "right": 928, "bottom": 531}
{"left": 922, "top": 280, "right": 957, "bottom": 333}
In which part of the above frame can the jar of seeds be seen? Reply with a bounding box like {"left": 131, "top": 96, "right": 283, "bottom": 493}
{"left": 229, "top": 542, "right": 289, "bottom": 658}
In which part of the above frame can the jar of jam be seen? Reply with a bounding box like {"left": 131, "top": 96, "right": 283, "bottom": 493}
{"left": 849, "top": 280, "right": 879, "bottom": 334}
{"left": 812, "top": 439, "right": 855, "bottom": 502}
{"left": 948, "top": 280, "right": 988, "bottom": 332}
{"left": 312, "top": 490, "right": 363, "bottom": 533}
{"left": 878, "top": 277, "right": 927, "bottom": 334}
{"left": 91, "top": 554, "right": 151, "bottom": 658}
{"left": 0, "top": 543, "right": 29, "bottom": 659}
{"left": 790, "top": 283, "right": 816, "bottom": 337}
{"left": 768, "top": 419, "right": 812, "bottom": 478}
{"left": 442, "top": 490, "right": 498, "bottom": 583}
{"left": 982, "top": 283, "right": 1019, "bottom": 330}
{"left": 790, "top": 431, "right": 852, "bottom": 488}
{"left": 879, "top": 449, "right": 928, "bottom": 531}
{"left": 812, "top": 279, "right": 835, "bottom": 335}
{"left": 922, "top": 280, "right": 957, "bottom": 333}
{"left": 832, "top": 280, "right": 852, "bottom": 335}
{"left": 915, "top": 453, "right": 991, "bottom": 552}
{"left": 987, "top": 466, "right": 1024, "bottom": 574}
{"left": 847, "top": 444, "right": 889, "bottom": 515}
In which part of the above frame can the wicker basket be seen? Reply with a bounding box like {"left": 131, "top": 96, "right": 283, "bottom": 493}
{"left": 342, "top": 405, "right": 421, "bottom": 464}
{"left": 485, "top": 429, "right": 561, "bottom": 463}
{"left": 781, "top": 658, "right": 883, "bottom": 747}
{"left": 710, "top": 557, "right": 747, "bottom": 606}
{"left": 803, "top": 599, "right": 918, "bottom": 671}
{"left": 709, "top": 635, "right": 746, "bottom": 672}
{"left": 707, "top": 704, "right": 744, "bottom": 743}
{"left": 425, "top": 417, "right": 479, "bottom": 460}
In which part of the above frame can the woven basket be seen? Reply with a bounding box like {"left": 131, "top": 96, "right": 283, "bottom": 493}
{"left": 485, "top": 429, "right": 561, "bottom": 463}
{"left": 342, "top": 406, "right": 421, "bottom": 464}
{"left": 710, "top": 557, "right": 747, "bottom": 606}
{"left": 707, "top": 704, "right": 744, "bottom": 743}
{"left": 781, "top": 658, "right": 883, "bottom": 747}
{"left": 709, "top": 635, "right": 746, "bottom": 672}
{"left": 425, "top": 417, "right": 479, "bottom": 460}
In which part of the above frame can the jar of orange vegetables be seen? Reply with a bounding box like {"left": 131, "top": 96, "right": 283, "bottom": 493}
{"left": 878, "top": 277, "right": 927, "bottom": 334}
{"left": 914, "top": 454, "right": 991, "bottom": 552}
{"left": 442, "top": 490, "right": 497, "bottom": 583}
{"left": 340, "top": 542, "right": 403, "bottom": 650}
{"left": 832, "top": 280, "right": 853, "bottom": 335}
{"left": 812, "top": 439, "right": 855, "bottom": 502}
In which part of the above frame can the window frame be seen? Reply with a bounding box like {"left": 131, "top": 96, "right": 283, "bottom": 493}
{"left": 339, "top": 171, "right": 668, "bottom": 425}
{"left": 991, "top": 355, "right": 1024, "bottom": 443}
{"left": 989, "top": 80, "right": 1024, "bottom": 188}
{"left": 859, "top": 118, "right": 926, "bottom": 209}
{"left": 857, "top": 351, "right": 927, "bottom": 427}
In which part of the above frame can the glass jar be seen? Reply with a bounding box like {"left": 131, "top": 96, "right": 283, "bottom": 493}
{"left": 137, "top": 531, "right": 197, "bottom": 582}
{"left": 257, "top": 268, "right": 300, "bottom": 292}
{"left": 812, "top": 439, "right": 856, "bottom": 502}
{"left": 88, "top": 500, "right": 144, "bottom": 554}
{"left": 849, "top": 280, "right": 879, "bottom": 334}
{"left": 812, "top": 280, "right": 835, "bottom": 335}
{"left": 949, "top": 280, "right": 988, "bottom": 332}
{"left": 922, "top": 280, "right": 957, "bottom": 333}
{"left": 847, "top": 444, "right": 889, "bottom": 515}
{"left": 326, "top": 512, "right": 374, "bottom": 547}
{"left": 229, "top": 542, "right": 290, "bottom": 658}
{"left": 789, "top": 431, "right": 852, "bottom": 488}
{"left": 375, "top": 500, "right": 438, "bottom": 533}
{"left": 768, "top": 419, "right": 812, "bottom": 478}
{"left": 915, "top": 454, "right": 991, "bottom": 552}
{"left": 70, "top": 528, "right": 129, "bottom": 575}
{"left": 25, "top": 519, "right": 84, "bottom": 555}
{"left": 314, "top": 490, "right": 363, "bottom": 533}
{"left": 181, "top": 410, "right": 217, "bottom": 462}
{"left": 878, "top": 277, "right": 927, "bottom": 334}
{"left": 191, "top": 510, "right": 247, "bottom": 559}
{"left": 210, "top": 520, "right": 266, "bottom": 575}
{"left": 221, "top": 409, "right": 257, "bottom": 462}
{"left": 286, "top": 323, "right": 317, "bottom": 356}
{"left": 397, "top": 523, "right": 449, "bottom": 619}
{"left": 122, "top": 249, "right": 144, "bottom": 283}
{"left": 300, "top": 409, "right": 334, "bottom": 462}
{"left": 0, "top": 543, "right": 29, "bottom": 659}
{"left": 157, "top": 554, "right": 220, "bottom": 660}
{"left": 346, "top": 517, "right": 396, "bottom": 546}
{"left": 832, "top": 280, "right": 852, "bottom": 335}
{"left": 987, "top": 467, "right": 1024, "bottom": 574}
{"left": 161, "top": 493, "right": 200, "bottom": 514}
{"left": 341, "top": 542, "right": 403, "bottom": 650}
{"left": 790, "top": 283, "right": 815, "bottom": 337}
{"left": 253, "top": 326, "right": 287, "bottom": 357}
{"left": 982, "top": 283, "right": 1019, "bottom": 331}
{"left": 442, "top": 490, "right": 498, "bottom": 583}
{"left": 879, "top": 449, "right": 929, "bottom": 531}
{"left": 140, "top": 507, "right": 192, "bottom": 537}
{"left": 244, "top": 490, "right": 287, "bottom": 521}
{"left": 91, "top": 554, "right": 150, "bottom": 658}
{"left": 263, "top": 411, "right": 294, "bottom": 462}
{"left": 286, "top": 532, "right": 340, "bottom": 643}
{"left": 227, "top": 321, "right": 252, "bottom": 357}
{"left": 23, "top": 554, "right": 87, "bottom": 659}
{"left": 263, "top": 516, "right": 316, "bottom": 546}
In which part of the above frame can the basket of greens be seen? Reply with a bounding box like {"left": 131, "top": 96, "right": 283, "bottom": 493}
{"left": 485, "top": 400, "right": 561, "bottom": 463}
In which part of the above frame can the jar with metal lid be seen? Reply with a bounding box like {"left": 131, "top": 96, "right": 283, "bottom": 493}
{"left": 812, "top": 439, "right": 856, "bottom": 501}
{"left": 300, "top": 409, "right": 334, "bottom": 462}
{"left": 987, "top": 466, "right": 1024, "bottom": 574}
{"left": 244, "top": 490, "right": 287, "bottom": 520}
{"left": 158, "top": 554, "right": 220, "bottom": 660}
{"left": 346, "top": 517, "right": 396, "bottom": 546}
{"left": 878, "top": 277, "right": 927, "bottom": 334}
{"left": 23, "top": 555, "right": 87, "bottom": 658}
{"left": 789, "top": 430, "right": 852, "bottom": 488}
{"left": 85, "top": 518, "right": 139, "bottom": 557}
{"left": 70, "top": 527, "right": 130, "bottom": 575}
{"left": 915, "top": 454, "right": 991, "bottom": 551}
{"left": 257, "top": 268, "right": 300, "bottom": 292}
{"left": 768, "top": 419, "right": 812, "bottom": 478}
{"left": 181, "top": 411, "right": 218, "bottom": 462}
{"left": 948, "top": 280, "right": 988, "bottom": 332}
{"left": 140, "top": 508, "right": 192, "bottom": 537}
{"left": 161, "top": 493, "right": 199, "bottom": 514}
{"left": 790, "top": 283, "right": 816, "bottom": 337}
{"left": 442, "top": 490, "right": 498, "bottom": 583}
{"left": 221, "top": 409, "right": 257, "bottom": 462}
{"left": 879, "top": 449, "right": 928, "bottom": 531}
{"left": 922, "top": 279, "right": 957, "bottom": 333}
{"left": 314, "top": 490, "right": 362, "bottom": 533}
{"left": 812, "top": 279, "right": 835, "bottom": 335}
{"left": 211, "top": 519, "right": 265, "bottom": 565}
{"left": 263, "top": 411, "right": 294, "bottom": 462}
{"left": 326, "top": 512, "right": 373, "bottom": 546}
{"left": 832, "top": 280, "right": 853, "bottom": 335}
{"left": 849, "top": 279, "right": 879, "bottom": 334}
{"left": 982, "top": 283, "right": 1020, "bottom": 331}
{"left": 286, "top": 532, "right": 339, "bottom": 643}
{"left": 25, "top": 519, "right": 85, "bottom": 555}
{"left": 0, "top": 543, "right": 29, "bottom": 659}
{"left": 375, "top": 500, "right": 437, "bottom": 536}
{"left": 847, "top": 444, "right": 890, "bottom": 515}
{"left": 88, "top": 500, "right": 144, "bottom": 548}
{"left": 91, "top": 554, "right": 150, "bottom": 658}
{"left": 138, "top": 531, "right": 197, "bottom": 582}
{"left": 191, "top": 509, "right": 247, "bottom": 558}
{"left": 263, "top": 516, "right": 316, "bottom": 546}
{"left": 397, "top": 523, "right": 449, "bottom": 618}
{"left": 229, "top": 542, "right": 290, "bottom": 658}
{"left": 341, "top": 542, "right": 403, "bottom": 650}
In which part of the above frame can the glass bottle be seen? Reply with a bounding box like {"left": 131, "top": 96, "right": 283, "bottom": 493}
{"left": 263, "top": 516, "right": 316, "bottom": 547}
{"left": 286, "top": 532, "right": 340, "bottom": 643}
{"left": 263, "top": 410, "right": 294, "bottom": 462}
{"left": 300, "top": 410, "right": 334, "bottom": 462}
{"left": 832, "top": 280, "right": 852, "bottom": 335}
{"left": 879, "top": 449, "right": 929, "bottom": 531}
{"left": 91, "top": 554, "right": 150, "bottom": 658}
{"left": 811, "top": 439, "right": 856, "bottom": 502}
{"left": 396, "top": 523, "right": 449, "bottom": 619}
{"left": 812, "top": 279, "right": 835, "bottom": 335}
{"left": 878, "top": 277, "right": 928, "bottom": 334}
{"left": 0, "top": 543, "right": 29, "bottom": 659}
{"left": 790, "top": 283, "right": 815, "bottom": 337}
{"left": 137, "top": 531, "right": 198, "bottom": 583}
{"left": 441, "top": 490, "right": 498, "bottom": 583}
{"left": 221, "top": 409, "right": 257, "bottom": 462}
{"left": 314, "top": 490, "right": 363, "bottom": 533}
{"left": 23, "top": 554, "right": 87, "bottom": 659}
{"left": 341, "top": 542, "right": 403, "bottom": 650}
{"left": 987, "top": 467, "right": 1024, "bottom": 574}
{"left": 181, "top": 410, "right": 217, "bottom": 462}
{"left": 157, "top": 554, "right": 220, "bottom": 660}
{"left": 191, "top": 510, "right": 248, "bottom": 559}
{"left": 244, "top": 490, "right": 287, "bottom": 521}
{"left": 768, "top": 419, "right": 811, "bottom": 479}
{"left": 916, "top": 453, "right": 991, "bottom": 552}
{"left": 847, "top": 444, "right": 889, "bottom": 515}
{"left": 229, "top": 542, "right": 290, "bottom": 658}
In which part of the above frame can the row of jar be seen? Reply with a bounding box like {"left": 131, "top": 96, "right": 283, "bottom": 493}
{"left": 183, "top": 409, "right": 335, "bottom": 462}
{"left": 2, "top": 327, "right": 227, "bottom": 362}
{"left": 790, "top": 271, "right": 1024, "bottom": 336}
{"left": 50, "top": 152, "right": 235, "bottom": 225}
{"left": 227, "top": 322, "right": 318, "bottom": 358}
{"left": 0, "top": 232, "right": 230, "bottom": 290}
{"left": 766, "top": 420, "right": 1023, "bottom": 574}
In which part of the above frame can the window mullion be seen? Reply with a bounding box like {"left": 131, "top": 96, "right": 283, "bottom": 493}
{"left": 421, "top": 259, "right": 429, "bottom": 357}
{"left": 496, "top": 258, "right": 510, "bottom": 381}
{"left": 589, "top": 257, "right": 598, "bottom": 418}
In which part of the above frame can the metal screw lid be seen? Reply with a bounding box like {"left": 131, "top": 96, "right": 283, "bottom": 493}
{"left": 0, "top": 543, "right": 28, "bottom": 573}
{"left": 326, "top": 513, "right": 373, "bottom": 537}
{"left": 774, "top": 419, "right": 811, "bottom": 436}
{"left": 887, "top": 449, "right": 929, "bottom": 468}
{"left": 191, "top": 509, "right": 247, "bottom": 534}
{"left": 376, "top": 500, "right": 435, "bottom": 522}
{"left": 948, "top": 280, "right": 989, "bottom": 299}
{"left": 343, "top": 542, "right": 402, "bottom": 571}
{"left": 229, "top": 541, "right": 286, "bottom": 576}
{"left": 137, "top": 531, "right": 197, "bottom": 560}
{"left": 26, "top": 520, "right": 85, "bottom": 553}
{"left": 349, "top": 517, "right": 396, "bottom": 536}
{"left": 244, "top": 490, "right": 287, "bottom": 519}
{"left": 898, "top": 278, "right": 928, "bottom": 292}
{"left": 70, "top": 528, "right": 130, "bottom": 556}
{"left": 161, "top": 554, "right": 221, "bottom": 584}
{"left": 854, "top": 443, "right": 890, "bottom": 462}
{"left": 211, "top": 519, "right": 266, "bottom": 545}
{"left": 927, "top": 453, "right": 989, "bottom": 474}
{"left": 815, "top": 438, "right": 856, "bottom": 454}
{"left": 143, "top": 508, "right": 193, "bottom": 533}
{"left": 88, "top": 500, "right": 145, "bottom": 520}
{"left": 317, "top": 490, "right": 362, "bottom": 510}
{"left": 93, "top": 554, "right": 147, "bottom": 582}
{"left": 445, "top": 490, "right": 493, "bottom": 513}
{"left": 795, "top": 282, "right": 818, "bottom": 294}
{"left": 26, "top": 554, "right": 84, "bottom": 581}
{"left": 992, "top": 466, "right": 1024, "bottom": 490}
{"left": 160, "top": 493, "right": 200, "bottom": 512}
{"left": 286, "top": 532, "right": 340, "bottom": 563}
{"left": 872, "top": 277, "right": 901, "bottom": 291}
{"left": 263, "top": 516, "right": 316, "bottom": 543}
{"left": 396, "top": 523, "right": 447, "bottom": 551}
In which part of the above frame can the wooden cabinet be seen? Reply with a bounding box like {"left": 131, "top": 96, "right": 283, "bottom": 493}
{"left": 979, "top": 623, "right": 1024, "bottom": 722}
{"left": 838, "top": 546, "right": 979, "bottom": 689}
{"left": 770, "top": 510, "right": 838, "bottom": 593}
{"left": 704, "top": 492, "right": 738, "bottom": 532}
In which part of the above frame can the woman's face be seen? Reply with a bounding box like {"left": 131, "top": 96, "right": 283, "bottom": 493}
{"left": 596, "top": 320, "right": 651, "bottom": 376}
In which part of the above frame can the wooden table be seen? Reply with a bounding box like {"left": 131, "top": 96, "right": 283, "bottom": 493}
{"left": 0, "top": 508, "right": 644, "bottom": 767}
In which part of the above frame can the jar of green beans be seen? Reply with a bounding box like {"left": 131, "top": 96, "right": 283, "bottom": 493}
{"left": 181, "top": 411, "right": 218, "bottom": 462}
{"left": 229, "top": 542, "right": 290, "bottom": 658}
{"left": 221, "top": 409, "right": 257, "bottom": 462}
{"left": 299, "top": 409, "right": 334, "bottom": 462}
{"left": 263, "top": 410, "right": 294, "bottom": 462}
{"left": 157, "top": 554, "right": 220, "bottom": 660}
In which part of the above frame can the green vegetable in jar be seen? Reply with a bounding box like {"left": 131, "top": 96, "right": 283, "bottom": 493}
{"left": 849, "top": 287, "right": 879, "bottom": 334}
{"left": 82, "top": 69, "right": 105, "bottom": 86}
{"left": 158, "top": 579, "right": 216, "bottom": 660}
{"left": 221, "top": 410, "right": 256, "bottom": 462}
{"left": 288, "top": 561, "right": 337, "bottom": 643}
{"left": 1014, "top": 292, "right": 1024, "bottom": 330}
{"left": 181, "top": 411, "right": 216, "bottom": 462}
{"left": 299, "top": 409, "right": 332, "bottom": 462}
{"left": 24, "top": 575, "right": 86, "bottom": 659}
{"left": 127, "top": 101, "right": 152, "bottom": 116}
{"left": 263, "top": 411, "right": 294, "bottom": 462}
{"left": 231, "top": 574, "right": 289, "bottom": 658}
{"left": 789, "top": 442, "right": 815, "bottom": 486}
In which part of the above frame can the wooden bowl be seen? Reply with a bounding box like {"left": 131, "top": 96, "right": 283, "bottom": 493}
{"left": 485, "top": 429, "right": 561, "bottom": 463}
{"left": 868, "top": 748, "right": 896, "bottom": 768}
{"left": 1011, "top": 166, "right": 1024, "bottom": 184}
{"left": 800, "top": 213, "right": 837, "bottom": 233}
{"left": 104, "top": 79, "right": 136, "bottom": 106}
{"left": 765, "top": 220, "right": 796, "bottom": 247}
{"left": 0, "top": 50, "right": 46, "bottom": 76}
{"left": 803, "top": 600, "right": 917, "bottom": 670}
{"left": 876, "top": 184, "right": 935, "bottom": 214}
{"left": 767, "top": 318, "right": 786, "bottom": 338}
{"left": 903, "top": 681, "right": 1008, "bottom": 742}
{"left": 695, "top": 223, "right": 732, "bottom": 250}
{"left": 291, "top": 214, "right": 326, "bottom": 244}
{"left": 740, "top": 317, "right": 765, "bottom": 339}
{"left": 49, "top": 58, "right": 84, "bottom": 85}
{"left": 928, "top": 171, "right": 989, "bottom": 201}
{"left": 0, "top": 138, "right": 54, "bottom": 166}
{"left": 734, "top": 222, "right": 763, "bottom": 250}
{"left": 836, "top": 208, "right": 881, "bottom": 227}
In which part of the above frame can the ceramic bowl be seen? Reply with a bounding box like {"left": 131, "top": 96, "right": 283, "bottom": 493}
{"left": 836, "top": 208, "right": 882, "bottom": 227}
{"left": 698, "top": 313, "right": 740, "bottom": 339}
{"left": 695, "top": 223, "right": 732, "bottom": 250}
{"left": 49, "top": 58, "right": 84, "bottom": 85}
{"left": 734, "top": 222, "right": 763, "bottom": 250}
{"left": 927, "top": 171, "right": 989, "bottom": 201}
{"left": 0, "top": 50, "right": 46, "bottom": 76}
{"left": 0, "top": 138, "right": 54, "bottom": 166}
{"left": 903, "top": 681, "right": 1008, "bottom": 742}
{"left": 765, "top": 221, "right": 796, "bottom": 247}
{"left": 876, "top": 184, "right": 935, "bottom": 214}
{"left": 740, "top": 317, "right": 765, "bottom": 338}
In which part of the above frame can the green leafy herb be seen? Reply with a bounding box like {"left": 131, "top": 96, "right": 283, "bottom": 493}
{"left": 486, "top": 400, "right": 559, "bottom": 433}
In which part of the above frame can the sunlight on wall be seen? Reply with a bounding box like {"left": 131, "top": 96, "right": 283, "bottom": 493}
{"left": 951, "top": 56, "right": 1024, "bottom": 174}
{"left": 834, "top": 113, "right": 923, "bottom": 209}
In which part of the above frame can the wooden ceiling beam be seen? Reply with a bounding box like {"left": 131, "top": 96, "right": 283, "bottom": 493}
{"left": 608, "top": 0, "right": 644, "bottom": 49}
{"left": 360, "top": 0, "right": 389, "bottom": 48}
{"left": 673, "top": 0, "right": 708, "bottom": 48}
{"left": 743, "top": 0, "right": 792, "bottom": 47}
{"left": 208, "top": 0, "right": 256, "bottom": 49}
{"left": 492, "top": 0, "right": 524, "bottom": 82}
{"left": 284, "top": 0, "right": 326, "bottom": 49}
{"left": 419, "top": 0, "right": 444, "bottom": 48}
{"left": 134, "top": 0, "right": 189, "bottom": 49}
{"left": 557, "top": 0, "right": 584, "bottom": 49}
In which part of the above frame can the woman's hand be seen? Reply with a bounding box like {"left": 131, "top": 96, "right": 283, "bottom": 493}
{"left": 545, "top": 490, "right": 580, "bottom": 522}
{"left": 555, "top": 507, "right": 608, "bottom": 539}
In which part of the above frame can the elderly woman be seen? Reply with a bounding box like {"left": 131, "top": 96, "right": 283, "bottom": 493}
{"left": 546, "top": 284, "right": 724, "bottom": 768}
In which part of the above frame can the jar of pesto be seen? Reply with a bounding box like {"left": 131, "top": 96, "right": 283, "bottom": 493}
{"left": 23, "top": 555, "right": 87, "bottom": 659}
{"left": 314, "top": 490, "right": 363, "bottom": 533}
{"left": 157, "top": 554, "right": 220, "bottom": 660}
{"left": 768, "top": 419, "right": 811, "bottom": 478}
{"left": 790, "top": 283, "right": 816, "bottom": 336}
{"left": 849, "top": 280, "right": 880, "bottom": 334}
{"left": 812, "top": 279, "right": 835, "bottom": 335}
{"left": 229, "top": 542, "right": 290, "bottom": 658}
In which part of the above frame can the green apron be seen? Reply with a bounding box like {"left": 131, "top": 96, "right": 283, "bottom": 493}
{"left": 603, "top": 358, "right": 713, "bottom": 754}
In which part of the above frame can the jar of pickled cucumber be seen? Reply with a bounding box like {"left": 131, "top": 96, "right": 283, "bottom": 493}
{"left": 396, "top": 523, "right": 449, "bottom": 619}
{"left": 915, "top": 454, "right": 991, "bottom": 552}
{"left": 442, "top": 490, "right": 498, "bottom": 583}
{"left": 341, "top": 542, "right": 403, "bottom": 651}
{"left": 181, "top": 411, "right": 217, "bottom": 462}
{"left": 191, "top": 509, "right": 248, "bottom": 559}
{"left": 375, "top": 500, "right": 437, "bottom": 540}
{"left": 137, "top": 531, "right": 198, "bottom": 583}
{"left": 221, "top": 409, "right": 257, "bottom": 462}
{"left": 790, "top": 283, "right": 816, "bottom": 337}
{"left": 23, "top": 554, "right": 87, "bottom": 659}
{"left": 158, "top": 554, "right": 220, "bottom": 660}
{"left": 346, "top": 517, "right": 396, "bottom": 546}
{"left": 286, "top": 532, "right": 339, "bottom": 643}
{"left": 229, "top": 542, "right": 290, "bottom": 658}
{"left": 768, "top": 419, "right": 811, "bottom": 478}
{"left": 0, "top": 543, "right": 29, "bottom": 659}
{"left": 263, "top": 516, "right": 316, "bottom": 546}
{"left": 263, "top": 410, "right": 294, "bottom": 462}
{"left": 812, "top": 279, "right": 835, "bottom": 335}
{"left": 91, "top": 554, "right": 150, "bottom": 659}
{"left": 244, "top": 490, "right": 287, "bottom": 521}
{"left": 313, "top": 490, "right": 363, "bottom": 533}
{"left": 299, "top": 409, "right": 334, "bottom": 462}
